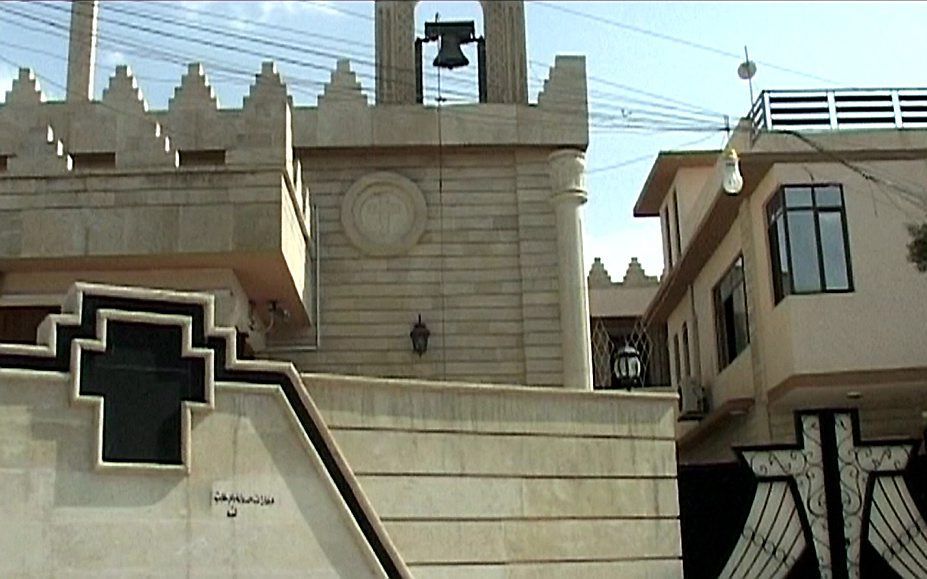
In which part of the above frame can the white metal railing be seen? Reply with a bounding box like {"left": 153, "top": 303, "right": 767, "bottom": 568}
{"left": 750, "top": 88, "right": 927, "bottom": 132}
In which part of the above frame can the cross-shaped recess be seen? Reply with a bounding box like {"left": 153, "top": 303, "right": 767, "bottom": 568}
{"left": 79, "top": 320, "right": 208, "bottom": 464}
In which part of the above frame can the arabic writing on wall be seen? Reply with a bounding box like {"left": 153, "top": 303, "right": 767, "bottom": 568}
{"left": 213, "top": 490, "right": 277, "bottom": 518}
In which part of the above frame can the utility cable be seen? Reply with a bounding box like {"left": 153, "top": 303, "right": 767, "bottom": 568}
{"left": 586, "top": 133, "right": 718, "bottom": 174}
{"left": 15, "top": 0, "right": 730, "bottom": 131}
{"left": 24, "top": 0, "right": 729, "bottom": 122}
{"left": 532, "top": 1, "right": 839, "bottom": 85}
{"left": 1, "top": 8, "right": 726, "bottom": 136}
{"left": 23, "top": 1, "right": 483, "bottom": 101}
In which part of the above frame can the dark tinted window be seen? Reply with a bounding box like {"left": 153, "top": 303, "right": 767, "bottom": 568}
{"left": 766, "top": 184, "right": 853, "bottom": 303}
{"left": 714, "top": 256, "right": 749, "bottom": 369}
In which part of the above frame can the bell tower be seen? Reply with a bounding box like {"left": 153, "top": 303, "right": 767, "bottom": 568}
{"left": 375, "top": 0, "right": 527, "bottom": 105}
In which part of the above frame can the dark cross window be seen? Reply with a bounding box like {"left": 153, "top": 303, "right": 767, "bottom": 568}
{"left": 79, "top": 321, "right": 207, "bottom": 464}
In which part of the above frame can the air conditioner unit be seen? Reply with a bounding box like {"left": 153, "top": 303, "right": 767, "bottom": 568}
{"left": 679, "top": 378, "right": 708, "bottom": 420}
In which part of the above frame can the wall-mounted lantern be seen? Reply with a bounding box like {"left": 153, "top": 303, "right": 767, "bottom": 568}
{"left": 410, "top": 314, "right": 430, "bottom": 357}
{"left": 613, "top": 344, "right": 642, "bottom": 390}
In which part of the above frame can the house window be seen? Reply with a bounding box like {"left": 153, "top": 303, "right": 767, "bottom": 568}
{"left": 672, "top": 332, "right": 681, "bottom": 386}
{"left": 767, "top": 184, "right": 853, "bottom": 303}
{"left": 714, "top": 256, "right": 749, "bottom": 369}
{"left": 662, "top": 206, "right": 674, "bottom": 269}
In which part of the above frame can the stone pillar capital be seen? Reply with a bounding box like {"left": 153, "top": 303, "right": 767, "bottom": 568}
{"left": 548, "top": 149, "right": 588, "bottom": 200}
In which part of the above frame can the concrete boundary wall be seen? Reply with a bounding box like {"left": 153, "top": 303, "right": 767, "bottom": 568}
{"left": 307, "top": 373, "right": 683, "bottom": 577}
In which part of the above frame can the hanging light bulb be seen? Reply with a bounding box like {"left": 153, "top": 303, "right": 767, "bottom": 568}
{"left": 722, "top": 148, "right": 744, "bottom": 195}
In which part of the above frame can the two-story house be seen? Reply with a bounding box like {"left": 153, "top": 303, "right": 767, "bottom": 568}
{"left": 635, "top": 89, "right": 927, "bottom": 578}
{"left": 637, "top": 91, "right": 927, "bottom": 463}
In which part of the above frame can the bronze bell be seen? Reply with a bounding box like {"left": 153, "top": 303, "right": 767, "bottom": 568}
{"left": 425, "top": 21, "right": 475, "bottom": 70}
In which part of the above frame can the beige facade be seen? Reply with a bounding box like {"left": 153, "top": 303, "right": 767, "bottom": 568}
{"left": 0, "top": 0, "right": 594, "bottom": 390}
{"left": 0, "top": 282, "right": 681, "bottom": 577}
{"left": 636, "top": 117, "right": 927, "bottom": 463}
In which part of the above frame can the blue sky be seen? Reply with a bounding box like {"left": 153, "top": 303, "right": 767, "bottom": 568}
{"left": 2, "top": 1, "right": 927, "bottom": 279}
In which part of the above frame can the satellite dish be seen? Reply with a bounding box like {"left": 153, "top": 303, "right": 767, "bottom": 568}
{"left": 738, "top": 59, "right": 757, "bottom": 80}
{"left": 738, "top": 46, "right": 758, "bottom": 106}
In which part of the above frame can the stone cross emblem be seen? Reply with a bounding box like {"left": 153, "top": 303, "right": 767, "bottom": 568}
{"left": 73, "top": 310, "right": 213, "bottom": 467}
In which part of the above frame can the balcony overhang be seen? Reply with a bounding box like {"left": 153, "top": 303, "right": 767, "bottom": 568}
{"left": 767, "top": 367, "right": 927, "bottom": 411}
{"left": 633, "top": 149, "right": 719, "bottom": 217}
{"left": 0, "top": 167, "right": 312, "bottom": 326}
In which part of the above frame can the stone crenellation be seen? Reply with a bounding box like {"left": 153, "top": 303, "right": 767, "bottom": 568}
{"left": 588, "top": 257, "right": 660, "bottom": 289}
{"left": 1, "top": 56, "right": 587, "bottom": 174}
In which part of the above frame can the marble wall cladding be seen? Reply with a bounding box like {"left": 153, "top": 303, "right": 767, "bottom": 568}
{"left": 308, "top": 374, "right": 683, "bottom": 577}
{"left": 0, "top": 370, "right": 383, "bottom": 578}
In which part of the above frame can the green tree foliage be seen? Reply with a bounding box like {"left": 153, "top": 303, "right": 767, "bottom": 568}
{"left": 907, "top": 222, "right": 927, "bottom": 272}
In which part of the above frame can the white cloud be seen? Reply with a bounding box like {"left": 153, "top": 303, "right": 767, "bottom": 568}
{"left": 258, "top": 1, "right": 342, "bottom": 22}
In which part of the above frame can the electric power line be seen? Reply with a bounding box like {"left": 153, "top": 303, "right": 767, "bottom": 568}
{"left": 0, "top": 5, "right": 729, "bottom": 134}
{"left": 17, "top": 0, "right": 732, "bottom": 129}
{"left": 532, "top": 1, "right": 839, "bottom": 85}
{"left": 586, "top": 134, "right": 718, "bottom": 174}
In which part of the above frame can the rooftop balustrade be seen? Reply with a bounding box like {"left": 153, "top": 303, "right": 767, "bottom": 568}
{"left": 750, "top": 88, "right": 927, "bottom": 134}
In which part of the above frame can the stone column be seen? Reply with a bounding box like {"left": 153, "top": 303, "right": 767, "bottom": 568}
{"left": 482, "top": 0, "right": 528, "bottom": 104}
{"left": 548, "top": 149, "right": 593, "bottom": 390}
{"left": 375, "top": 0, "right": 416, "bottom": 105}
{"left": 67, "top": 0, "right": 99, "bottom": 102}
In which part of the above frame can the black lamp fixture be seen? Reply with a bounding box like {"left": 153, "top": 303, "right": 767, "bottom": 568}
{"left": 410, "top": 314, "right": 430, "bottom": 357}
{"left": 613, "top": 344, "right": 642, "bottom": 390}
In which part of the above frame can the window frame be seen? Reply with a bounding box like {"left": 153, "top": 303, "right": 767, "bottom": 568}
{"left": 713, "top": 254, "right": 750, "bottom": 371}
{"left": 766, "top": 183, "right": 854, "bottom": 304}
{"left": 662, "top": 206, "right": 674, "bottom": 270}
{"left": 681, "top": 321, "right": 690, "bottom": 381}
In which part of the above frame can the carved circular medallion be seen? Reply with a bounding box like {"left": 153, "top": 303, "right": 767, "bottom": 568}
{"left": 341, "top": 172, "right": 427, "bottom": 256}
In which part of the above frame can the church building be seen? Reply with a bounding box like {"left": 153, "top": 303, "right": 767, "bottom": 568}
{"left": 0, "top": 1, "right": 681, "bottom": 576}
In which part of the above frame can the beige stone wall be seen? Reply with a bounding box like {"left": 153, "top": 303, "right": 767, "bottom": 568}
{"left": 308, "top": 374, "right": 683, "bottom": 577}
{"left": 1, "top": 357, "right": 682, "bottom": 576}
{"left": 1, "top": 51, "right": 590, "bottom": 389}
{"left": 589, "top": 284, "right": 657, "bottom": 318}
{"left": 0, "top": 370, "right": 384, "bottom": 577}
{"left": 280, "top": 147, "right": 564, "bottom": 387}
